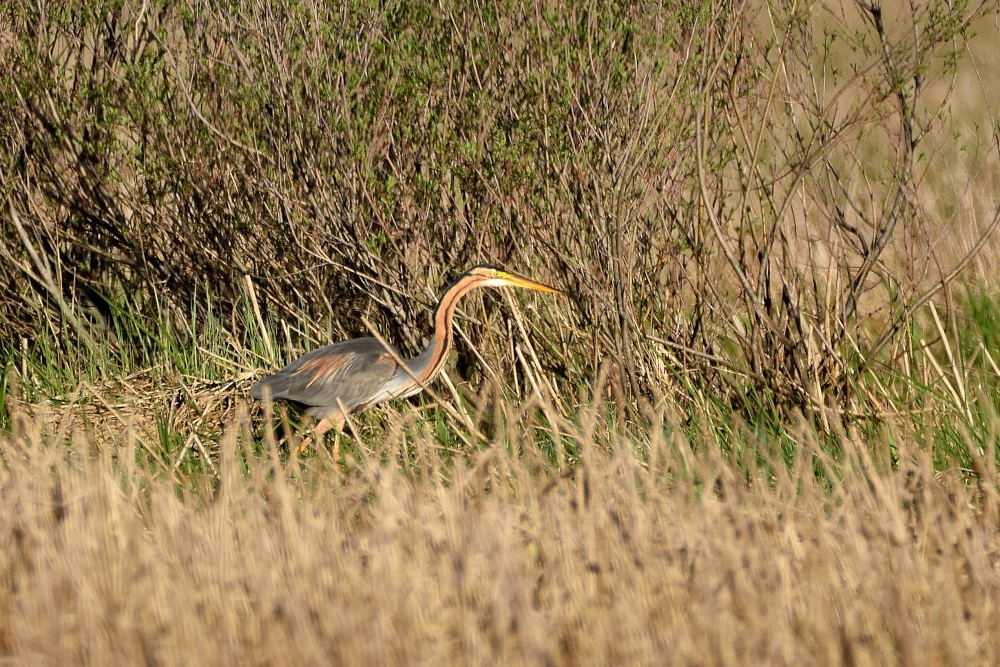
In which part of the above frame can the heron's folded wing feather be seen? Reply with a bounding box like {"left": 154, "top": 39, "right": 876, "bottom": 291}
{"left": 251, "top": 337, "right": 399, "bottom": 411}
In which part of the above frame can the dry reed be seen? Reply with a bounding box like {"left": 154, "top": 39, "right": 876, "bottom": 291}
{"left": 1, "top": 401, "right": 999, "bottom": 665}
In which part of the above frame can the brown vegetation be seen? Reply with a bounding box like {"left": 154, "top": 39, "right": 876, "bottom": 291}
{"left": 2, "top": 0, "right": 1000, "bottom": 663}
{"left": 2, "top": 0, "right": 995, "bottom": 412}
{"left": 3, "top": 407, "right": 1000, "bottom": 665}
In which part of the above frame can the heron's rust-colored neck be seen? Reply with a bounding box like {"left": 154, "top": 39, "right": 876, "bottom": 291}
{"left": 418, "top": 273, "right": 484, "bottom": 384}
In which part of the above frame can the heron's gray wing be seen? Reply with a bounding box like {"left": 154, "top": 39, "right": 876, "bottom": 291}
{"left": 251, "top": 337, "right": 400, "bottom": 412}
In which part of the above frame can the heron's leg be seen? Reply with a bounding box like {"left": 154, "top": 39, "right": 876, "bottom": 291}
{"left": 328, "top": 415, "right": 346, "bottom": 462}
{"left": 297, "top": 414, "right": 346, "bottom": 457}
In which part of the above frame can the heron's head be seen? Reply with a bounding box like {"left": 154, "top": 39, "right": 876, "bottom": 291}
{"left": 466, "top": 265, "right": 562, "bottom": 293}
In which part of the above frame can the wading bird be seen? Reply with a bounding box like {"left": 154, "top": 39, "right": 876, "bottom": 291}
{"left": 251, "top": 265, "right": 561, "bottom": 450}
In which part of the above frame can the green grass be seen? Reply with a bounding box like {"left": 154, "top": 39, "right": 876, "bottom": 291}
{"left": 7, "top": 281, "right": 1000, "bottom": 496}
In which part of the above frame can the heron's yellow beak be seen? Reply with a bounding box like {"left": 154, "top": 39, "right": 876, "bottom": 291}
{"left": 495, "top": 270, "right": 562, "bottom": 294}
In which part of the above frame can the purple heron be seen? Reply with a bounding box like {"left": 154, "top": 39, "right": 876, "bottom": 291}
{"left": 251, "top": 265, "right": 561, "bottom": 447}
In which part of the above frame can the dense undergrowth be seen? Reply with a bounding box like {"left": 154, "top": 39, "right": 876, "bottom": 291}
{"left": 1, "top": 0, "right": 1000, "bottom": 663}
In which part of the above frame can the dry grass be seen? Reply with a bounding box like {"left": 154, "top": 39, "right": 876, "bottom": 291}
{"left": 2, "top": 406, "right": 999, "bottom": 665}
{"left": 3, "top": 0, "right": 997, "bottom": 415}
{"left": 3, "top": 0, "right": 1000, "bottom": 663}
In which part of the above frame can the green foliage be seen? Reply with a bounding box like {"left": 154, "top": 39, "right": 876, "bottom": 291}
{"left": 1, "top": 0, "right": 998, "bottom": 489}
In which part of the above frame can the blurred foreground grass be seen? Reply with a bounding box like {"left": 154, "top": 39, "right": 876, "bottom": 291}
{"left": 4, "top": 395, "right": 1000, "bottom": 663}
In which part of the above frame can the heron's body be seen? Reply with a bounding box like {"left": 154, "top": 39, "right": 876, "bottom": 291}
{"left": 251, "top": 265, "right": 559, "bottom": 446}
